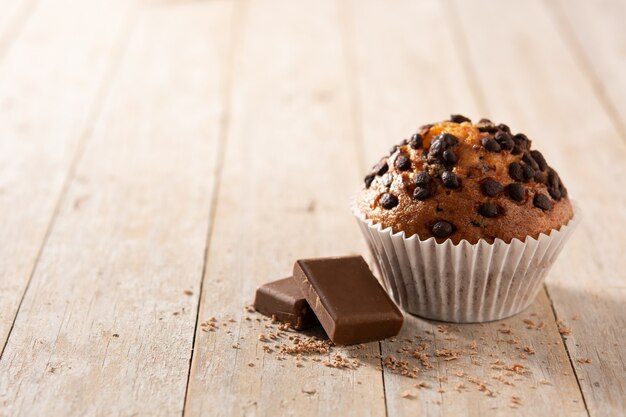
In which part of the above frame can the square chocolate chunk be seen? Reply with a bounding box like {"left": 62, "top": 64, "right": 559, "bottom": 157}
{"left": 293, "top": 255, "right": 403, "bottom": 345}
{"left": 253, "top": 277, "right": 319, "bottom": 330}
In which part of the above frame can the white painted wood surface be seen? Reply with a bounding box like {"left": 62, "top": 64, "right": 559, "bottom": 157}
{"left": 0, "top": 0, "right": 132, "bottom": 354}
{"left": 549, "top": 0, "right": 626, "bottom": 133}
{"left": 184, "top": 1, "right": 386, "bottom": 416}
{"left": 349, "top": 1, "right": 587, "bottom": 415}
{"left": 0, "top": 1, "right": 231, "bottom": 415}
{"left": 453, "top": 1, "right": 626, "bottom": 416}
{"left": 0, "top": 0, "right": 624, "bottom": 416}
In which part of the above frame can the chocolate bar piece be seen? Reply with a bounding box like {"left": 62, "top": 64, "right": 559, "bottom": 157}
{"left": 293, "top": 255, "right": 403, "bottom": 345}
{"left": 253, "top": 277, "right": 319, "bottom": 330}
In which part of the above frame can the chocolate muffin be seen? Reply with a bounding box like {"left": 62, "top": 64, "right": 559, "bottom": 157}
{"left": 357, "top": 115, "right": 573, "bottom": 244}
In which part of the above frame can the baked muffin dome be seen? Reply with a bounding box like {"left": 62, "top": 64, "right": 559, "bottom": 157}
{"left": 357, "top": 115, "right": 574, "bottom": 244}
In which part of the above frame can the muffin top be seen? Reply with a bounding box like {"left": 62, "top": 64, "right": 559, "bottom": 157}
{"left": 357, "top": 115, "right": 574, "bottom": 244}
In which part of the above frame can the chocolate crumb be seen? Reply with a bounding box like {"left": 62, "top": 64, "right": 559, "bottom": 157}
{"left": 401, "top": 390, "right": 415, "bottom": 399}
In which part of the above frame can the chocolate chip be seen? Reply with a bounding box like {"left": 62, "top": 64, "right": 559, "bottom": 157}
{"left": 428, "top": 137, "right": 445, "bottom": 157}
{"left": 514, "top": 132, "right": 529, "bottom": 143}
{"left": 441, "top": 171, "right": 460, "bottom": 189}
{"left": 522, "top": 152, "right": 539, "bottom": 171}
{"left": 512, "top": 134, "right": 531, "bottom": 155}
{"left": 499, "top": 138, "right": 515, "bottom": 151}
{"left": 511, "top": 134, "right": 528, "bottom": 154}
{"left": 481, "top": 178, "right": 503, "bottom": 196}
{"left": 414, "top": 171, "right": 432, "bottom": 186}
{"left": 530, "top": 150, "right": 547, "bottom": 171}
{"left": 506, "top": 183, "right": 525, "bottom": 202}
{"left": 547, "top": 168, "right": 559, "bottom": 188}
{"left": 548, "top": 186, "right": 561, "bottom": 200}
{"left": 380, "top": 193, "right": 399, "bottom": 209}
{"left": 442, "top": 149, "right": 458, "bottom": 164}
{"left": 477, "top": 119, "right": 498, "bottom": 133}
{"left": 534, "top": 171, "right": 546, "bottom": 184}
{"left": 498, "top": 124, "right": 511, "bottom": 133}
{"left": 495, "top": 131, "right": 515, "bottom": 151}
{"left": 420, "top": 123, "right": 434, "bottom": 134}
{"left": 478, "top": 203, "right": 500, "bottom": 218}
{"left": 413, "top": 186, "right": 431, "bottom": 201}
{"left": 396, "top": 155, "right": 412, "bottom": 171}
{"left": 494, "top": 131, "right": 510, "bottom": 142}
{"left": 364, "top": 174, "right": 375, "bottom": 188}
{"left": 432, "top": 221, "right": 455, "bottom": 238}
{"left": 409, "top": 133, "right": 423, "bottom": 149}
{"left": 522, "top": 164, "right": 535, "bottom": 182}
{"left": 375, "top": 161, "right": 389, "bottom": 176}
{"left": 481, "top": 137, "right": 501, "bottom": 152}
{"left": 509, "top": 162, "right": 524, "bottom": 181}
{"left": 533, "top": 193, "right": 552, "bottom": 211}
{"left": 441, "top": 133, "right": 459, "bottom": 146}
{"left": 450, "top": 114, "right": 471, "bottom": 123}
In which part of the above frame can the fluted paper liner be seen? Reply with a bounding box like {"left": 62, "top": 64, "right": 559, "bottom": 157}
{"left": 353, "top": 202, "right": 580, "bottom": 323}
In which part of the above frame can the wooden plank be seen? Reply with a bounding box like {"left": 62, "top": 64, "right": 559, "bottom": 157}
{"left": 0, "top": 1, "right": 234, "bottom": 415}
{"left": 452, "top": 0, "right": 626, "bottom": 416}
{"left": 0, "top": 0, "right": 131, "bottom": 355}
{"left": 183, "top": 1, "right": 387, "bottom": 416}
{"left": 347, "top": 0, "right": 588, "bottom": 415}
{"left": 548, "top": 0, "right": 626, "bottom": 135}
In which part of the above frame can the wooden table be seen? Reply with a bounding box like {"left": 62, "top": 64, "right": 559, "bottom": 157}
{"left": 0, "top": 0, "right": 624, "bottom": 416}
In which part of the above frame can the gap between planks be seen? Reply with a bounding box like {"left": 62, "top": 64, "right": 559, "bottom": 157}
{"left": 542, "top": 0, "right": 626, "bottom": 145}
{"left": 0, "top": 5, "right": 136, "bottom": 361}
{"left": 336, "top": 0, "right": 388, "bottom": 415}
{"left": 544, "top": 284, "right": 590, "bottom": 415}
{"left": 181, "top": 0, "right": 247, "bottom": 414}
{"left": 445, "top": 0, "right": 590, "bottom": 413}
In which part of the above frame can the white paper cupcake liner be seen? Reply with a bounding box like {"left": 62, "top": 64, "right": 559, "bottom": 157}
{"left": 352, "top": 201, "right": 580, "bottom": 323}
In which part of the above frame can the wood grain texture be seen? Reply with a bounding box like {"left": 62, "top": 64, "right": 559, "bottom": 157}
{"left": 0, "top": 0, "right": 623, "bottom": 416}
{"left": 548, "top": 0, "right": 626, "bottom": 135}
{"left": 183, "top": 1, "right": 386, "bottom": 416}
{"left": 452, "top": 0, "right": 626, "bottom": 416}
{"left": 0, "top": 0, "right": 131, "bottom": 356}
{"left": 346, "top": 0, "right": 587, "bottom": 415}
{"left": 0, "top": 0, "right": 37, "bottom": 60}
{"left": 0, "top": 1, "right": 233, "bottom": 415}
